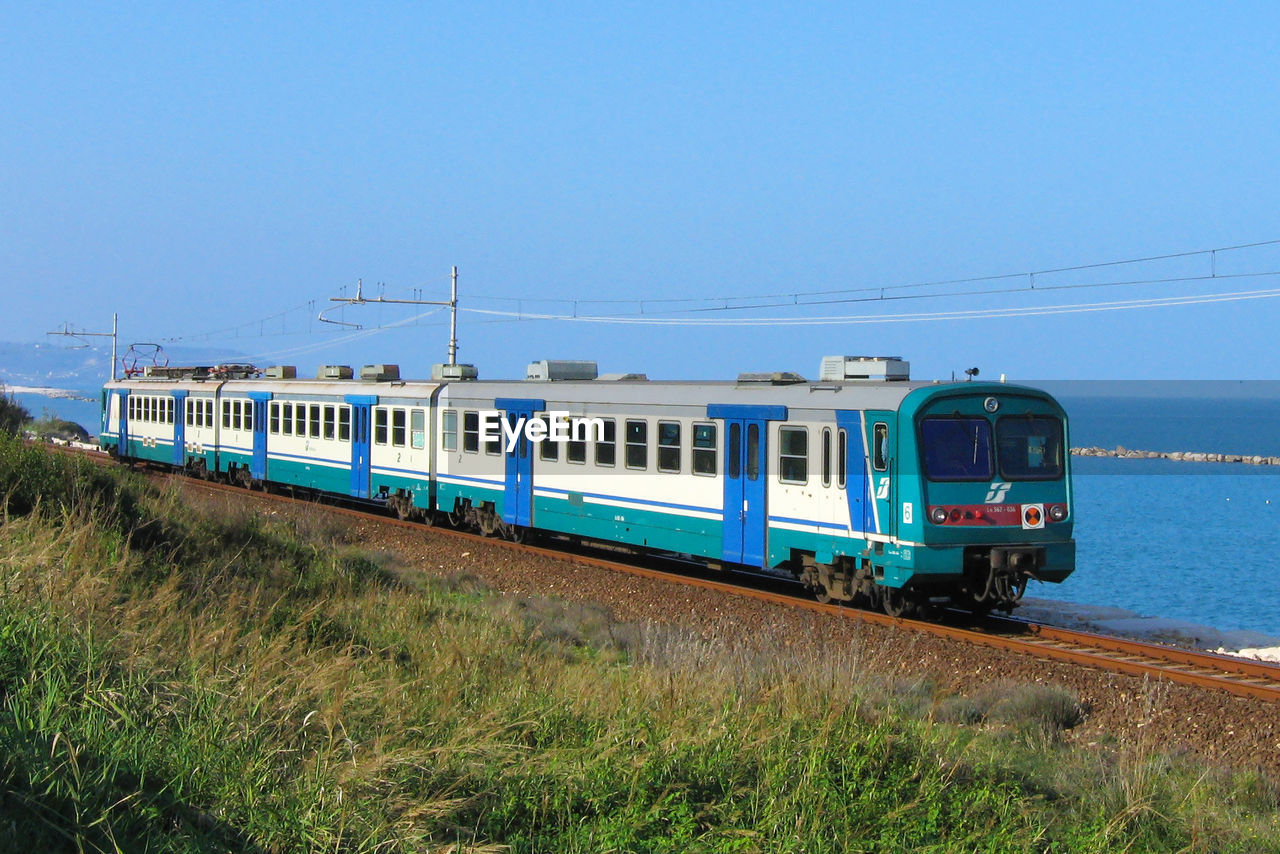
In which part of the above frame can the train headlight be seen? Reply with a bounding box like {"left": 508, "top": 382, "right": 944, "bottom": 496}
{"left": 1048, "top": 504, "right": 1068, "bottom": 522}
{"left": 929, "top": 506, "right": 949, "bottom": 524}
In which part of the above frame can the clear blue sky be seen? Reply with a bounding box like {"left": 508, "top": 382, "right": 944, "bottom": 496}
{"left": 4, "top": 1, "right": 1279, "bottom": 382}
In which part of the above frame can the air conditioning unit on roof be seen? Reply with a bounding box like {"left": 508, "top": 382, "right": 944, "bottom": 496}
{"left": 818, "top": 356, "right": 910, "bottom": 381}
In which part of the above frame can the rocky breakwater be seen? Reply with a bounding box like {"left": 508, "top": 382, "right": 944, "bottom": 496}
{"left": 1071, "top": 446, "right": 1280, "bottom": 465}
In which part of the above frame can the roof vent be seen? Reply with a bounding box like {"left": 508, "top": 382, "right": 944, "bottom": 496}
{"left": 318, "top": 365, "right": 354, "bottom": 380}
{"left": 265, "top": 365, "right": 297, "bottom": 379}
{"left": 597, "top": 372, "right": 649, "bottom": 382}
{"left": 432, "top": 363, "right": 479, "bottom": 381}
{"left": 818, "top": 356, "right": 910, "bottom": 382}
{"left": 526, "top": 360, "right": 598, "bottom": 381}
{"left": 737, "top": 371, "right": 807, "bottom": 385}
{"left": 360, "top": 364, "right": 400, "bottom": 382}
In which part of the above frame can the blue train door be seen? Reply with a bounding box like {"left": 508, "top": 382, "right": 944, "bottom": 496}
{"left": 709, "top": 404, "right": 786, "bottom": 568}
{"left": 172, "top": 390, "right": 188, "bottom": 466}
{"left": 346, "top": 395, "right": 375, "bottom": 498}
{"left": 248, "top": 392, "right": 270, "bottom": 481}
{"left": 864, "top": 412, "right": 896, "bottom": 537}
{"left": 835, "top": 411, "right": 868, "bottom": 534}
{"left": 117, "top": 390, "right": 130, "bottom": 455}
{"left": 496, "top": 397, "right": 544, "bottom": 528}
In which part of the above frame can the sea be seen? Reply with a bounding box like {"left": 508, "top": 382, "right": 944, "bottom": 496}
{"left": 12, "top": 385, "right": 1280, "bottom": 638}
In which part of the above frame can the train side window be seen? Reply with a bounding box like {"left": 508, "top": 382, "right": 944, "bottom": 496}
{"left": 484, "top": 413, "right": 502, "bottom": 455}
{"left": 233, "top": 400, "right": 243, "bottom": 431}
{"left": 244, "top": 402, "right": 253, "bottom": 432}
{"left": 779, "top": 426, "right": 807, "bottom": 484}
{"left": 657, "top": 421, "right": 680, "bottom": 473}
{"left": 595, "top": 418, "right": 616, "bottom": 466}
{"left": 539, "top": 414, "right": 559, "bottom": 461}
{"left": 822, "top": 428, "right": 832, "bottom": 488}
{"left": 221, "top": 401, "right": 229, "bottom": 429}
{"left": 837, "top": 429, "right": 847, "bottom": 488}
{"left": 567, "top": 418, "right": 587, "bottom": 464}
{"left": 693, "top": 423, "right": 717, "bottom": 476}
{"left": 204, "top": 399, "right": 212, "bottom": 427}
{"left": 442, "top": 410, "right": 458, "bottom": 452}
{"left": 374, "top": 408, "right": 388, "bottom": 445}
{"left": 411, "top": 409, "right": 425, "bottom": 450}
{"left": 728, "top": 423, "right": 741, "bottom": 479}
{"left": 392, "top": 408, "right": 407, "bottom": 447}
{"left": 463, "top": 411, "right": 479, "bottom": 453}
{"left": 746, "top": 424, "right": 760, "bottom": 480}
{"left": 323, "top": 406, "right": 336, "bottom": 440}
{"left": 282, "top": 403, "right": 293, "bottom": 435}
{"left": 168, "top": 398, "right": 175, "bottom": 425}
{"left": 304, "top": 405, "right": 316, "bottom": 438}
{"left": 625, "top": 419, "right": 647, "bottom": 470}
{"left": 873, "top": 423, "right": 889, "bottom": 472}
{"left": 269, "top": 402, "right": 278, "bottom": 434}
{"left": 338, "top": 406, "right": 351, "bottom": 442}
{"left": 186, "top": 400, "right": 194, "bottom": 427}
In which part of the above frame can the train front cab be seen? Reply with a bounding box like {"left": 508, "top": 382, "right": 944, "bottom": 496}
{"left": 889, "top": 384, "right": 1075, "bottom": 608}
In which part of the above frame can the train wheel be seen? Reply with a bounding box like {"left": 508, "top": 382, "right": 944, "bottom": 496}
{"left": 882, "top": 588, "right": 915, "bottom": 619}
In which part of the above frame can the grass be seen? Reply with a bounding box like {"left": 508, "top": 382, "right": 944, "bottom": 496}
{"left": 0, "top": 434, "right": 1279, "bottom": 852}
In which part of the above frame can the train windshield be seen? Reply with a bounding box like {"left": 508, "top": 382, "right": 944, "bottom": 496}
{"left": 996, "top": 416, "right": 1064, "bottom": 480}
{"left": 920, "top": 417, "right": 994, "bottom": 481}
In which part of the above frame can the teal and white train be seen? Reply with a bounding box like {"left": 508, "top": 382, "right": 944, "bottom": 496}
{"left": 101, "top": 356, "right": 1074, "bottom": 615}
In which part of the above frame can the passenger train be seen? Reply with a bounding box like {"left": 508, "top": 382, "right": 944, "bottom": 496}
{"left": 100, "top": 356, "right": 1074, "bottom": 616}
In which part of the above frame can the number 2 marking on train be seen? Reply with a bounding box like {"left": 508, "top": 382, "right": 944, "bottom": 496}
{"left": 875, "top": 477, "right": 890, "bottom": 499}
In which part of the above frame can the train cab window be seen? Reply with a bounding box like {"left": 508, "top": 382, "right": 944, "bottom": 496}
{"left": 693, "top": 423, "right": 717, "bottom": 476}
{"left": 657, "top": 421, "right": 681, "bottom": 473}
{"left": 595, "top": 418, "right": 616, "bottom": 466}
{"left": 282, "top": 403, "right": 293, "bottom": 435}
{"left": 919, "top": 417, "right": 994, "bottom": 482}
{"left": 822, "top": 428, "right": 832, "bottom": 488}
{"left": 996, "top": 416, "right": 1064, "bottom": 480}
{"left": 374, "top": 408, "right": 388, "bottom": 445}
{"left": 837, "top": 429, "right": 847, "bottom": 488}
{"left": 746, "top": 424, "right": 760, "bottom": 480}
{"left": 873, "top": 423, "right": 889, "bottom": 472}
{"left": 323, "top": 406, "right": 336, "bottom": 440}
{"left": 625, "top": 419, "right": 647, "bottom": 470}
{"left": 339, "top": 407, "right": 351, "bottom": 442}
{"left": 411, "top": 409, "right": 425, "bottom": 450}
{"left": 392, "top": 408, "right": 407, "bottom": 447}
{"left": 779, "top": 427, "right": 808, "bottom": 484}
{"left": 442, "top": 410, "right": 458, "bottom": 452}
{"left": 463, "top": 411, "right": 479, "bottom": 453}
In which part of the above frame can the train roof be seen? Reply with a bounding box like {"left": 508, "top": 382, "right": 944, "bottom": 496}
{"left": 106, "top": 373, "right": 1060, "bottom": 414}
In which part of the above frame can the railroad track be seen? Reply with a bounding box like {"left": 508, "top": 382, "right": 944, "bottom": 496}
{"left": 59, "top": 447, "right": 1280, "bottom": 704}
